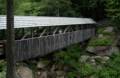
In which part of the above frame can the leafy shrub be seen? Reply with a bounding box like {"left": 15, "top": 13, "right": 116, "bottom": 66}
{"left": 0, "top": 60, "right": 6, "bottom": 78}
{"left": 79, "top": 63, "right": 96, "bottom": 77}
{"left": 89, "top": 37, "right": 113, "bottom": 46}
{"left": 105, "top": 0, "right": 120, "bottom": 33}
{"left": 97, "top": 27, "right": 114, "bottom": 36}
{"left": 101, "top": 31, "right": 114, "bottom": 36}
{"left": 66, "top": 71, "right": 77, "bottom": 78}
{"left": 97, "top": 27, "right": 106, "bottom": 34}
{"left": 54, "top": 44, "right": 82, "bottom": 65}
{"left": 54, "top": 43, "right": 120, "bottom": 78}
{"left": 98, "top": 68, "right": 118, "bottom": 78}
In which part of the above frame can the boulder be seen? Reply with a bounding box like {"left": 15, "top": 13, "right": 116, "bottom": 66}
{"left": 104, "top": 27, "right": 113, "bottom": 33}
{"left": 57, "top": 76, "right": 65, "bottom": 78}
{"left": 93, "top": 56, "right": 109, "bottom": 64}
{"left": 37, "top": 60, "right": 50, "bottom": 69}
{"left": 86, "top": 47, "right": 95, "bottom": 53}
{"left": 98, "top": 34, "right": 104, "bottom": 38}
{"left": 79, "top": 55, "right": 90, "bottom": 62}
{"left": 56, "top": 70, "right": 65, "bottom": 78}
{"left": 16, "top": 66, "right": 33, "bottom": 78}
{"left": 36, "top": 71, "right": 47, "bottom": 78}
{"left": 56, "top": 71, "right": 65, "bottom": 77}
{"left": 37, "top": 61, "right": 47, "bottom": 69}
{"left": 0, "top": 49, "right": 3, "bottom": 56}
{"left": 109, "top": 47, "right": 119, "bottom": 55}
{"left": 87, "top": 46, "right": 111, "bottom": 56}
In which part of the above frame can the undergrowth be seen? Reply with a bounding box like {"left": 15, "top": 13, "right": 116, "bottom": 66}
{"left": 53, "top": 44, "right": 120, "bottom": 78}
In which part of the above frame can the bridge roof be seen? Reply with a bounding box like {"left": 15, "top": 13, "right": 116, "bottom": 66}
{"left": 0, "top": 16, "right": 96, "bottom": 30}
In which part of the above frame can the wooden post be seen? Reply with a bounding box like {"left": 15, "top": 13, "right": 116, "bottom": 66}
{"left": 6, "top": 0, "right": 16, "bottom": 78}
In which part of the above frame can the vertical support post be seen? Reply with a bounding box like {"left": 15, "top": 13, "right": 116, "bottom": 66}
{"left": 6, "top": 0, "right": 16, "bottom": 78}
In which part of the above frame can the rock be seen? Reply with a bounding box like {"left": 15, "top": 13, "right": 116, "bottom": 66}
{"left": 56, "top": 71, "right": 65, "bottom": 78}
{"left": 104, "top": 27, "right": 113, "bottom": 32}
{"left": 63, "top": 66, "right": 69, "bottom": 71}
{"left": 51, "top": 65, "right": 57, "bottom": 71}
{"left": 109, "top": 47, "right": 119, "bottom": 55}
{"left": 98, "top": 34, "right": 104, "bottom": 38}
{"left": 88, "top": 58, "right": 96, "bottom": 65}
{"left": 37, "top": 62, "right": 46, "bottom": 69}
{"left": 93, "top": 56, "right": 101, "bottom": 59}
{"left": 86, "top": 47, "right": 95, "bottom": 53}
{"left": 79, "top": 55, "right": 90, "bottom": 62}
{"left": 56, "top": 71, "right": 65, "bottom": 77}
{"left": 95, "top": 46, "right": 111, "bottom": 56}
{"left": 16, "top": 66, "right": 33, "bottom": 78}
{"left": 87, "top": 46, "right": 111, "bottom": 56}
{"left": 102, "top": 56, "right": 110, "bottom": 61}
{"left": 57, "top": 76, "right": 65, "bottom": 78}
{"left": 95, "top": 46, "right": 110, "bottom": 52}
{"left": 100, "top": 56, "right": 110, "bottom": 64}
{"left": 36, "top": 71, "right": 47, "bottom": 78}
{"left": 0, "top": 60, "right": 5, "bottom": 64}
{"left": 47, "top": 70, "right": 57, "bottom": 78}
{"left": 0, "top": 49, "right": 3, "bottom": 56}
{"left": 93, "top": 56, "right": 109, "bottom": 64}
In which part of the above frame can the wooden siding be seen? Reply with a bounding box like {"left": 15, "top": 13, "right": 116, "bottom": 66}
{"left": 14, "top": 28, "right": 95, "bottom": 61}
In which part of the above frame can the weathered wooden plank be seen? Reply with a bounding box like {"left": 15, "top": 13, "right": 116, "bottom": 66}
{"left": 15, "top": 28, "right": 95, "bottom": 61}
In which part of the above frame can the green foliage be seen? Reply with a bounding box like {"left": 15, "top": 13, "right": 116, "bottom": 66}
{"left": 97, "top": 27, "right": 114, "bottom": 36}
{"left": 71, "top": 0, "right": 106, "bottom": 20}
{"left": 0, "top": 0, "right": 6, "bottom": 14}
{"left": 89, "top": 37, "right": 113, "bottom": 46}
{"left": 66, "top": 71, "right": 77, "bottom": 78}
{"left": 15, "top": 2, "right": 33, "bottom": 15}
{"left": 0, "top": 60, "right": 6, "bottom": 78}
{"left": 98, "top": 68, "right": 118, "bottom": 78}
{"left": 0, "top": 71, "right": 6, "bottom": 78}
{"left": 54, "top": 45, "right": 97, "bottom": 77}
{"left": 54, "top": 44, "right": 82, "bottom": 77}
{"left": 79, "top": 63, "right": 96, "bottom": 77}
{"left": 0, "top": 0, "right": 106, "bottom": 20}
{"left": 95, "top": 53, "right": 120, "bottom": 78}
{"left": 15, "top": 0, "right": 76, "bottom": 16}
{"left": 54, "top": 45, "right": 120, "bottom": 78}
{"left": 105, "top": 0, "right": 120, "bottom": 32}
{"left": 54, "top": 44, "right": 81, "bottom": 65}
{"left": 97, "top": 27, "right": 106, "bottom": 34}
{"left": 101, "top": 31, "right": 114, "bottom": 36}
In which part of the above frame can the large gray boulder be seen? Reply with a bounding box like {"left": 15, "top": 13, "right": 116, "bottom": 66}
{"left": 87, "top": 46, "right": 111, "bottom": 56}
{"left": 16, "top": 66, "right": 33, "bottom": 78}
{"left": 104, "top": 27, "right": 113, "bottom": 33}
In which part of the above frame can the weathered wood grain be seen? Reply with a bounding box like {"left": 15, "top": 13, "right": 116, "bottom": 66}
{"left": 14, "top": 28, "right": 95, "bottom": 61}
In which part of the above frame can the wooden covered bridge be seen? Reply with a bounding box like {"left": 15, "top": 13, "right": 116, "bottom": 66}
{"left": 0, "top": 16, "right": 96, "bottom": 77}
{"left": 0, "top": 16, "right": 96, "bottom": 60}
{"left": 0, "top": 0, "right": 98, "bottom": 78}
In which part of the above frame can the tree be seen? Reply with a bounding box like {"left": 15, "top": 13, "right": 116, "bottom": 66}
{"left": 0, "top": 0, "right": 6, "bottom": 14}
{"left": 71, "top": 0, "right": 106, "bottom": 20}
{"left": 14, "top": 0, "right": 76, "bottom": 16}
{"left": 105, "top": 0, "right": 120, "bottom": 33}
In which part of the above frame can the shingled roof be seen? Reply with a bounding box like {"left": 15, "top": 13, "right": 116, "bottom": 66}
{"left": 0, "top": 16, "right": 96, "bottom": 30}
